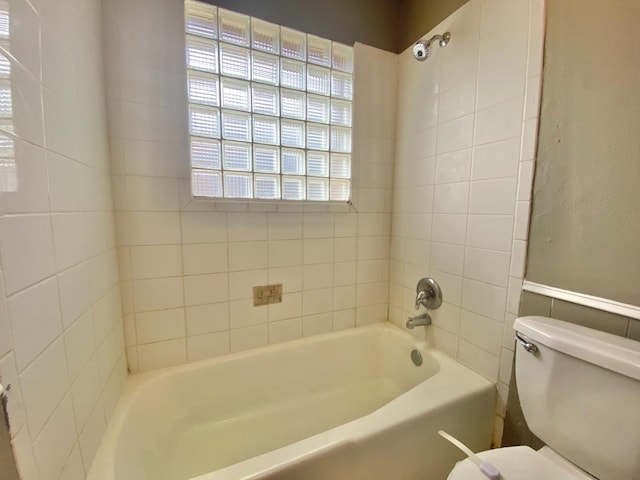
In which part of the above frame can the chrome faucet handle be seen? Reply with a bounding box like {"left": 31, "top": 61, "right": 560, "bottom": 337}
{"left": 415, "top": 277, "right": 443, "bottom": 310}
{"left": 415, "top": 290, "right": 428, "bottom": 310}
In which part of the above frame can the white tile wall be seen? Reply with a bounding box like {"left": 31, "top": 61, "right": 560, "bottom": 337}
{"left": 0, "top": 0, "right": 126, "bottom": 478}
{"left": 389, "top": 0, "right": 544, "bottom": 446}
{"left": 0, "top": 1, "right": 543, "bottom": 474}
{"left": 103, "top": 0, "right": 397, "bottom": 373}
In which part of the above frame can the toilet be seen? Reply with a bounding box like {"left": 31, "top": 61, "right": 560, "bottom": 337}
{"left": 447, "top": 315, "right": 640, "bottom": 480}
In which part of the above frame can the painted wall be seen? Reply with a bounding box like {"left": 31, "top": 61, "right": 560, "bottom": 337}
{"left": 526, "top": 0, "right": 640, "bottom": 305}
{"left": 204, "top": 0, "right": 471, "bottom": 53}
{"left": 0, "top": 417, "right": 19, "bottom": 480}
{"left": 389, "top": 0, "right": 544, "bottom": 446}
{"left": 202, "top": 0, "right": 399, "bottom": 53}
{"left": 103, "top": 0, "right": 397, "bottom": 373}
{"left": 397, "top": 0, "right": 469, "bottom": 52}
{"left": 505, "top": 0, "right": 640, "bottom": 448}
{"left": 0, "top": 0, "right": 126, "bottom": 478}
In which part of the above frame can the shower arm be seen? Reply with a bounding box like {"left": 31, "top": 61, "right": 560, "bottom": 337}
{"left": 425, "top": 32, "right": 451, "bottom": 49}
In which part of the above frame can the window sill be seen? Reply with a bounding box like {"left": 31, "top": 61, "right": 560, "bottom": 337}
{"left": 186, "top": 196, "right": 354, "bottom": 213}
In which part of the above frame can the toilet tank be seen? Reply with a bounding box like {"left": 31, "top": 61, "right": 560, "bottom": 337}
{"left": 514, "top": 316, "right": 640, "bottom": 480}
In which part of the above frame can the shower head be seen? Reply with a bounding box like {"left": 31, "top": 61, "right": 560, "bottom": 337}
{"left": 412, "top": 32, "right": 451, "bottom": 61}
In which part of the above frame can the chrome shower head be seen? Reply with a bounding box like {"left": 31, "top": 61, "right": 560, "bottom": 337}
{"left": 412, "top": 41, "right": 430, "bottom": 60}
{"left": 412, "top": 32, "right": 451, "bottom": 61}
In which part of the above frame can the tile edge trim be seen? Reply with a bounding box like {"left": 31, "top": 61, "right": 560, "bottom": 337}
{"left": 522, "top": 280, "right": 640, "bottom": 321}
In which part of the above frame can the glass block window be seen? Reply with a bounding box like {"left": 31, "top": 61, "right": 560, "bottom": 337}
{"left": 185, "top": 1, "right": 353, "bottom": 201}
{"left": 0, "top": 0, "right": 16, "bottom": 193}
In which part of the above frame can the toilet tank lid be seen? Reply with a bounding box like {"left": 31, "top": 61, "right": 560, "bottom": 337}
{"left": 514, "top": 316, "right": 640, "bottom": 381}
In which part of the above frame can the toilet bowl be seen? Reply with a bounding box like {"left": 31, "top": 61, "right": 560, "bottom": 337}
{"left": 446, "top": 316, "right": 640, "bottom": 480}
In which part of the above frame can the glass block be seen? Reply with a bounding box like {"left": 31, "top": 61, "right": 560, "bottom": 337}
{"left": 218, "top": 8, "right": 250, "bottom": 46}
{"left": 330, "top": 179, "right": 350, "bottom": 201}
{"left": 186, "top": 36, "right": 218, "bottom": 73}
{"left": 331, "top": 72, "right": 353, "bottom": 100}
{"left": 222, "top": 141, "right": 251, "bottom": 171}
{"left": 253, "top": 115, "right": 279, "bottom": 145}
{"left": 221, "top": 110, "right": 251, "bottom": 141}
{"left": 191, "top": 138, "right": 221, "bottom": 170}
{"left": 0, "top": 120, "right": 11, "bottom": 136}
{"left": 220, "top": 78, "right": 251, "bottom": 111}
{"left": 307, "top": 35, "right": 331, "bottom": 67}
{"left": 332, "top": 43, "right": 354, "bottom": 72}
{"left": 281, "top": 149, "right": 305, "bottom": 175}
{"left": 0, "top": 8, "right": 8, "bottom": 39}
{"left": 307, "top": 123, "right": 329, "bottom": 151}
{"left": 307, "top": 65, "right": 331, "bottom": 96}
{"left": 254, "top": 174, "right": 280, "bottom": 199}
{"left": 280, "top": 89, "right": 306, "bottom": 119}
{"left": 192, "top": 169, "right": 222, "bottom": 197}
{"left": 307, "top": 151, "right": 329, "bottom": 177}
{"left": 331, "top": 126, "right": 351, "bottom": 153}
{"left": 307, "top": 95, "right": 330, "bottom": 124}
{"left": 0, "top": 81, "right": 11, "bottom": 117}
{"left": 251, "top": 51, "right": 279, "bottom": 85}
{"left": 252, "top": 18, "right": 279, "bottom": 53}
{"left": 330, "top": 154, "right": 351, "bottom": 179}
{"left": 224, "top": 172, "right": 253, "bottom": 198}
{"left": 0, "top": 54, "right": 9, "bottom": 78}
{"left": 185, "top": 1, "right": 217, "bottom": 39}
{"left": 280, "top": 27, "right": 306, "bottom": 61}
{"left": 189, "top": 106, "right": 220, "bottom": 138}
{"left": 0, "top": 160, "right": 17, "bottom": 193}
{"left": 220, "top": 43, "right": 250, "bottom": 79}
{"left": 0, "top": 132, "right": 12, "bottom": 157}
{"left": 254, "top": 145, "right": 280, "bottom": 173}
{"left": 307, "top": 177, "right": 329, "bottom": 201}
{"left": 188, "top": 72, "right": 219, "bottom": 106}
{"left": 281, "top": 119, "right": 305, "bottom": 148}
{"left": 280, "top": 59, "right": 306, "bottom": 91}
{"left": 252, "top": 84, "right": 279, "bottom": 116}
{"left": 331, "top": 99, "right": 352, "bottom": 126}
{"left": 282, "top": 176, "right": 305, "bottom": 200}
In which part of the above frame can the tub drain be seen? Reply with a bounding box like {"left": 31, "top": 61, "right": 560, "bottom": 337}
{"left": 411, "top": 349, "right": 422, "bottom": 366}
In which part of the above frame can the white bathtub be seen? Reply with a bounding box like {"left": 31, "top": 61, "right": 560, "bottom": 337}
{"left": 88, "top": 323, "right": 495, "bottom": 480}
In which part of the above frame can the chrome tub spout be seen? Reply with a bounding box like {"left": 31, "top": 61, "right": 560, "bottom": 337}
{"left": 406, "top": 313, "right": 431, "bottom": 329}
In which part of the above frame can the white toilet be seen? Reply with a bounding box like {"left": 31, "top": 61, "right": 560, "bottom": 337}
{"left": 447, "top": 315, "right": 640, "bottom": 480}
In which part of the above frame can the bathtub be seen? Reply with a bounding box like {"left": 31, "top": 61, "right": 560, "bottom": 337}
{"left": 88, "top": 323, "right": 495, "bottom": 480}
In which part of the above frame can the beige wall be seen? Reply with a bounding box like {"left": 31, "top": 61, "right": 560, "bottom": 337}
{"left": 397, "top": 0, "right": 469, "bottom": 51}
{"left": 203, "top": 0, "right": 399, "bottom": 52}
{"left": 207, "top": 0, "right": 467, "bottom": 53}
{"left": 506, "top": 0, "right": 640, "bottom": 448}
{"left": 0, "top": 418, "right": 19, "bottom": 480}
{"left": 526, "top": 0, "right": 640, "bottom": 305}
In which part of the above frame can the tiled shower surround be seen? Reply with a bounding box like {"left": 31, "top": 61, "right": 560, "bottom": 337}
{"left": 0, "top": 0, "right": 544, "bottom": 478}
{"left": 389, "top": 0, "right": 543, "bottom": 443}
{"left": 103, "top": 0, "right": 397, "bottom": 372}
{"left": 0, "top": 0, "right": 126, "bottom": 478}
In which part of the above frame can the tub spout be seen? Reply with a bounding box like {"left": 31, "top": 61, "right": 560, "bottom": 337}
{"left": 406, "top": 313, "right": 431, "bottom": 329}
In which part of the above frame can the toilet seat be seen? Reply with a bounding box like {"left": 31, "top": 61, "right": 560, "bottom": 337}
{"left": 447, "top": 446, "right": 593, "bottom": 479}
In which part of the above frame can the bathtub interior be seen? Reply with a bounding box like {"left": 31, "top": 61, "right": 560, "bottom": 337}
{"left": 113, "top": 327, "right": 441, "bottom": 480}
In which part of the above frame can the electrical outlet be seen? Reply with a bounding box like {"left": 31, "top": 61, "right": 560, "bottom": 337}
{"left": 253, "top": 284, "right": 283, "bottom": 306}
